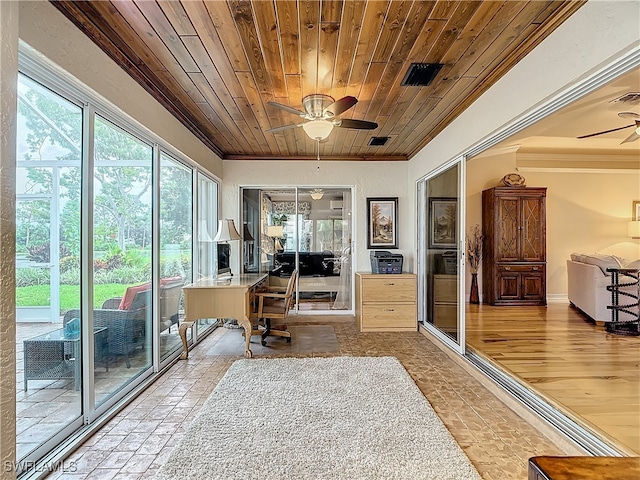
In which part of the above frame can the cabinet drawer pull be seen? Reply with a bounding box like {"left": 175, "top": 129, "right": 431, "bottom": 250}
{"left": 533, "top": 266, "right": 539, "bottom": 271}
{"left": 384, "top": 283, "right": 395, "bottom": 286}
{"left": 504, "top": 266, "right": 511, "bottom": 271}
{"left": 383, "top": 308, "right": 395, "bottom": 312}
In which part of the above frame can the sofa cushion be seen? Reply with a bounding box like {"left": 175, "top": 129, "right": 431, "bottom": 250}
{"left": 625, "top": 259, "right": 640, "bottom": 271}
{"left": 572, "top": 253, "right": 623, "bottom": 275}
{"left": 118, "top": 283, "right": 151, "bottom": 310}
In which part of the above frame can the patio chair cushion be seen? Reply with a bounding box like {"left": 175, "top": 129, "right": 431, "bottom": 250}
{"left": 118, "top": 282, "right": 151, "bottom": 310}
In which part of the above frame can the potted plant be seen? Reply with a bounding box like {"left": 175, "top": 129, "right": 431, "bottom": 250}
{"left": 466, "top": 224, "right": 483, "bottom": 304}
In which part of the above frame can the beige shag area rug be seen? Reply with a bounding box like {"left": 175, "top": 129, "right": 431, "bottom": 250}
{"left": 154, "top": 356, "right": 481, "bottom": 480}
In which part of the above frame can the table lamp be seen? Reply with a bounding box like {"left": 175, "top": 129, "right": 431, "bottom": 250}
{"left": 213, "top": 219, "right": 242, "bottom": 278}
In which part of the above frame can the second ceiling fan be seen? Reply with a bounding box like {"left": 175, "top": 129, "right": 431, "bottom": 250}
{"left": 577, "top": 112, "right": 640, "bottom": 144}
{"left": 265, "top": 94, "right": 378, "bottom": 140}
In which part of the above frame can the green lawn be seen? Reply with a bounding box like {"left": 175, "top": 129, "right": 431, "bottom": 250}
{"left": 16, "top": 284, "right": 133, "bottom": 312}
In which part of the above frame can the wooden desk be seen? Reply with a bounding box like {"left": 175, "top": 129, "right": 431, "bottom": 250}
{"left": 528, "top": 456, "right": 640, "bottom": 480}
{"left": 179, "top": 274, "right": 268, "bottom": 359}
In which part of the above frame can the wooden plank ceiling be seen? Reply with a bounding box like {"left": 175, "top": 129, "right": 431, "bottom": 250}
{"left": 52, "top": 0, "right": 584, "bottom": 161}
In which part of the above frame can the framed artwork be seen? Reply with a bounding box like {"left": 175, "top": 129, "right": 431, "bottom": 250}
{"left": 367, "top": 197, "right": 398, "bottom": 249}
{"left": 429, "top": 197, "right": 457, "bottom": 249}
{"left": 633, "top": 200, "right": 640, "bottom": 221}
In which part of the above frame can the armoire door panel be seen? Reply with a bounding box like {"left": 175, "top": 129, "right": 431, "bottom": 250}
{"left": 498, "top": 274, "right": 520, "bottom": 299}
{"left": 521, "top": 197, "right": 544, "bottom": 261}
{"left": 522, "top": 273, "right": 544, "bottom": 301}
{"left": 497, "top": 198, "right": 519, "bottom": 261}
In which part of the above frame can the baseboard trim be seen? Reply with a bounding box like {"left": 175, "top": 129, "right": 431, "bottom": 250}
{"left": 546, "top": 294, "right": 568, "bottom": 304}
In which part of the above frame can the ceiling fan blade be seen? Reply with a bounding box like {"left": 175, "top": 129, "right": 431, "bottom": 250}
{"left": 621, "top": 120, "right": 640, "bottom": 144}
{"left": 267, "top": 101, "right": 306, "bottom": 117}
{"left": 577, "top": 123, "right": 635, "bottom": 139}
{"left": 324, "top": 96, "right": 358, "bottom": 117}
{"left": 335, "top": 119, "right": 378, "bottom": 130}
{"left": 265, "top": 123, "right": 301, "bottom": 133}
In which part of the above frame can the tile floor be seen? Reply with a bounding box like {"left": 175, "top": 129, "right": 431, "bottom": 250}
{"left": 44, "top": 316, "right": 566, "bottom": 479}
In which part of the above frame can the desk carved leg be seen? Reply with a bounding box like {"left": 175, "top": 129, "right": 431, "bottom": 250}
{"left": 178, "top": 321, "right": 194, "bottom": 360}
{"left": 238, "top": 317, "right": 253, "bottom": 358}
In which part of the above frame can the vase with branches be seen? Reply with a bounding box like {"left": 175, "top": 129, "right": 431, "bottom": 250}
{"left": 466, "top": 224, "right": 483, "bottom": 304}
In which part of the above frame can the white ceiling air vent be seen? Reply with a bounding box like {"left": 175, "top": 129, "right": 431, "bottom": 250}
{"left": 330, "top": 200, "right": 343, "bottom": 211}
{"left": 610, "top": 92, "right": 640, "bottom": 104}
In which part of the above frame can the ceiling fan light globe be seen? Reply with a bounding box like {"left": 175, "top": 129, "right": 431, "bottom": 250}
{"left": 310, "top": 188, "right": 324, "bottom": 200}
{"left": 302, "top": 119, "right": 334, "bottom": 140}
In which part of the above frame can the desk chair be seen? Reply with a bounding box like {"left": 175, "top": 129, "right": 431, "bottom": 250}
{"left": 253, "top": 269, "right": 298, "bottom": 346}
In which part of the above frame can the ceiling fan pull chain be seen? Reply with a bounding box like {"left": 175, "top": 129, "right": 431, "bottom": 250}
{"left": 316, "top": 139, "right": 321, "bottom": 172}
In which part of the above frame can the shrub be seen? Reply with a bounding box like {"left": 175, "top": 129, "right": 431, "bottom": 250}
{"left": 94, "top": 266, "right": 149, "bottom": 285}
{"left": 60, "top": 267, "right": 80, "bottom": 285}
{"left": 16, "top": 267, "right": 50, "bottom": 287}
{"left": 26, "top": 243, "right": 72, "bottom": 263}
{"left": 60, "top": 255, "right": 79, "bottom": 273}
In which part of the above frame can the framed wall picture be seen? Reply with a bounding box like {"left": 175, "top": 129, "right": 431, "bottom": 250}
{"left": 633, "top": 200, "right": 640, "bottom": 221}
{"left": 367, "top": 197, "right": 398, "bottom": 249}
{"left": 429, "top": 197, "right": 457, "bottom": 249}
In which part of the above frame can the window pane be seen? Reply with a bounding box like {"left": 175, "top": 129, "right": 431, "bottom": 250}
{"left": 93, "top": 115, "right": 153, "bottom": 406}
{"left": 160, "top": 153, "right": 192, "bottom": 360}
{"left": 15, "top": 74, "right": 83, "bottom": 461}
{"left": 196, "top": 173, "right": 218, "bottom": 335}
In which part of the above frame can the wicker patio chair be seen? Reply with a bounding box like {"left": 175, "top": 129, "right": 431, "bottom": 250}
{"left": 63, "top": 285, "right": 150, "bottom": 368}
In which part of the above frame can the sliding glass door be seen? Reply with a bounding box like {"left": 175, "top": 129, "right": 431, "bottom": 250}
{"left": 14, "top": 63, "right": 214, "bottom": 473}
{"left": 16, "top": 74, "right": 84, "bottom": 462}
{"left": 418, "top": 160, "right": 465, "bottom": 350}
{"left": 242, "top": 187, "right": 353, "bottom": 313}
{"left": 93, "top": 115, "right": 153, "bottom": 405}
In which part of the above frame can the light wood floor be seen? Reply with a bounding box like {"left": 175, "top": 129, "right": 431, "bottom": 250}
{"left": 466, "top": 302, "right": 640, "bottom": 456}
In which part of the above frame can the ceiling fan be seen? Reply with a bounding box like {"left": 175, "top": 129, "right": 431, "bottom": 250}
{"left": 577, "top": 112, "right": 640, "bottom": 144}
{"left": 265, "top": 94, "right": 378, "bottom": 140}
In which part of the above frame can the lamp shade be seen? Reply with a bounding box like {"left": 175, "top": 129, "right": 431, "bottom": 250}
{"left": 242, "top": 223, "right": 254, "bottom": 242}
{"left": 302, "top": 119, "right": 334, "bottom": 140}
{"left": 198, "top": 220, "right": 214, "bottom": 242}
{"left": 267, "top": 225, "right": 284, "bottom": 238}
{"left": 628, "top": 221, "right": 640, "bottom": 239}
{"left": 212, "top": 219, "right": 242, "bottom": 242}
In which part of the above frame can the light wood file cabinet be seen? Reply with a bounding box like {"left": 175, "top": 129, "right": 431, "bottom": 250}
{"left": 431, "top": 274, "right": 457, "bottom": 332}
{"left": 355, "top": 273, "right": 417, "bottom": 332}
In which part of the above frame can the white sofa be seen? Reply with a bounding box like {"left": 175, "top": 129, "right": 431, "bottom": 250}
{"left": 567, "top": 253, "right": 639, "bottom": 324}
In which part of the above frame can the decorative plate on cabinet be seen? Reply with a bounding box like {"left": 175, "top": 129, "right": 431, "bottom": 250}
{"left": 500, "top": 173, "right": 526, "bottom": 187}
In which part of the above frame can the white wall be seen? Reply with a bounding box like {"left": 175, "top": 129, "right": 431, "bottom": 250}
{"left": 18, "top": 0, "right": 223, "bottom": 177}
{"left": 222, "top": 160, "right": 411, "bottom": 274}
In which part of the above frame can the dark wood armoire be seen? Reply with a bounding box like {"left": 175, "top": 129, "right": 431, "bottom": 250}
{"left": 482, "top": 186, "right": 547, "bottom": 306}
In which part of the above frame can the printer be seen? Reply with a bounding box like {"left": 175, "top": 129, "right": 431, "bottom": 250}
{"left": 370, "top": 251, "right": 403, "bottom": 274}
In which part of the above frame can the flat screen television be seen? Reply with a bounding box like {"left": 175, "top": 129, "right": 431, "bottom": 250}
{"left": 217, "top": 243, "right": 231, "bottom": 277}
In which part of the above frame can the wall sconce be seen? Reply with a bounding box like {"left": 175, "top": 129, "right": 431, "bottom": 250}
{"left": 628, "top": 221, "right": 640, "bottom": 239}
